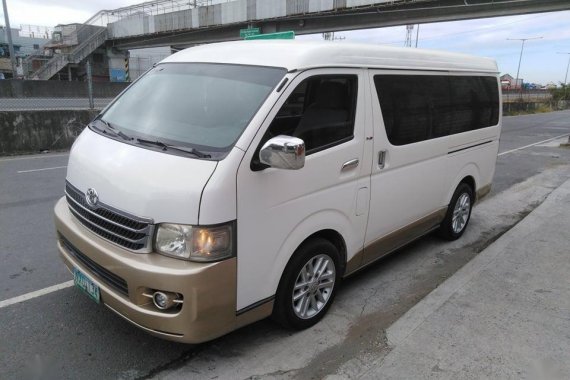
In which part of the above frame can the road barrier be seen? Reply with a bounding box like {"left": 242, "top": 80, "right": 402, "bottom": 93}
{"left": 0, "top": 110, "right": 98, "bottom": 156}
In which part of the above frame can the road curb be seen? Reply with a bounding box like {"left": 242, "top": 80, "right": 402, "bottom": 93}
{"left": 386, "top": 177, "right": 570, "bottom": 347}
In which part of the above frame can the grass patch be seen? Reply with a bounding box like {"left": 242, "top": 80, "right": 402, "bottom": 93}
{"left": 503, "top": 103, "right": 554, "bottom": 116}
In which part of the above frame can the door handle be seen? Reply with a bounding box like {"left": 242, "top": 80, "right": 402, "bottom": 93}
{"left": 378, "top": 150, "right": 387, "bottom": 169}
{"left": 341, "top": 158, "right": 359, "bottom": 172}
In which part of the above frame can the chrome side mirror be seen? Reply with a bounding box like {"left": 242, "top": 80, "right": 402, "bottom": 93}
{"left": 259, "top": 135, "right": 305, "bottom": 170}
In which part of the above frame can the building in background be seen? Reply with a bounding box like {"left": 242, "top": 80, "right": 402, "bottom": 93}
{"left": 0, "top": 25, "right": 51, "bottom": 78}
{"left": 500, "top": 74, "right": 523, "bottom": 90}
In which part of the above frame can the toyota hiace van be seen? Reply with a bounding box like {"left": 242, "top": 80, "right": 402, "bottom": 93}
{"left": 54, "top": 41, "right": 501, "bottom": 343}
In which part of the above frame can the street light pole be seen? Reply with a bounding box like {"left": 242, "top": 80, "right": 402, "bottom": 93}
{"left": 507, "top": 36, "right": 543, "bottom": 91}
{"left": 2, "top": 0, "right": 18, "bottom": 77}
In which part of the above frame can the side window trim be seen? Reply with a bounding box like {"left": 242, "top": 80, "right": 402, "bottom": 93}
{"left": 305, "top": 135, "right": 354, "bottom": 156}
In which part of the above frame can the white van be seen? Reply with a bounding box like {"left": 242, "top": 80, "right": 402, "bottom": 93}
{"left": 54, "top": 41, "right": 501, "bottom": 343}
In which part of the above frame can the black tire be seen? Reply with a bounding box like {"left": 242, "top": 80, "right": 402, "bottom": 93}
{"left": 272, "top": 238, "right": 341, "bottom": 330}
{"left": 438, "top": 183, "right": 474, "bottom": 241}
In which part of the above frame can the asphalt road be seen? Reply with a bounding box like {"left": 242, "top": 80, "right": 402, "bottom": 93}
{"left": 0, "top": 98, "right": 113, "bottom": 111}
{"left": 1, "top": 110, "right": 569, "bottom": 379}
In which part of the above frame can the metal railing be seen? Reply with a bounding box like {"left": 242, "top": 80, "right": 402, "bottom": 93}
{"left": 31, "top": 54, "right": 68, "bottom": 81}
{"left": 31, "top": 27, "right": 107, "bottom": 80}
{"left": 84, "top": 0, "right": 219, "bottom": 27}
{"left": 69, "top": 28, "right": 108, "bottom": 64}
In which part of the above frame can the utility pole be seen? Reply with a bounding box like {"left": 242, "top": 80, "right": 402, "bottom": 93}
{"left": 507, "top": 36, "right": 543, "bottom": 92}
{"left": 415, "top": 24, "right": 420, "bottom": 48}
{"left": 557, "top": 52, "right": 570, "bottom": 100}
{"left": 404, "top": 25, "right": 414, "bottom": 47}
{"left": 557, "top": 52, "right": 570, "bottom": 87}
{"left": 2, "top": 0, "right": 17, "bottom": 77}
{"left": 86, "top": 60, "right": 94, "bottom": 109}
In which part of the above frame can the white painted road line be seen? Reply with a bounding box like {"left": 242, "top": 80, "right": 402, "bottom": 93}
{"left": 17, "top": 165, "right": 67, "bottom": 174}
{"left": 498, "top": 133, "right": 570, "bottom": 157}
{"left": 0, "top": 153, "right": 69, "bottom": 162}
{"left": 0, "top": 281, "right": 74, "bottom": 309}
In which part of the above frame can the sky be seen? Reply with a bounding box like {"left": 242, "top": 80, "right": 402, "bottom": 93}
{"left": 1, "top": 0, "right": 570, "bottom": 85}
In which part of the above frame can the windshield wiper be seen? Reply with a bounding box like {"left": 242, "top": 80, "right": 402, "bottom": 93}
{"left": 136, "top": 138, "right": 211, "bottom": 158}
{"left": 92, "top": 118, "right": 133, "bottom": 141}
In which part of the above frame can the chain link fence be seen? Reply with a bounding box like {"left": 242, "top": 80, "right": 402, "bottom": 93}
{"left": 0, "top": 77, "right": 128, "bottom": 111}
{"left": 1, "top": 78, "right": 567, "bottom": 113}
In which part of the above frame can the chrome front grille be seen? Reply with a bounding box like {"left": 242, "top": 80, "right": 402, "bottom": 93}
{"left": 65, "top": 181, "right": 153, "bottom": 251}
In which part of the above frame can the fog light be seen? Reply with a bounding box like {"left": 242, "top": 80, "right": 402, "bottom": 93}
{"left": 150, "top": 291, "right": 182, "bottom": 310}
{"left": 152, "top": 292, "right": 168, "bottom": 309}
{"left": 142, "top": 289, "right": 183, "bottom": 311}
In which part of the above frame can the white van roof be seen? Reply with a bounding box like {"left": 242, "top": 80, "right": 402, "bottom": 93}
{"left": 163, "top": 40, "right": 498, "bottom": 73}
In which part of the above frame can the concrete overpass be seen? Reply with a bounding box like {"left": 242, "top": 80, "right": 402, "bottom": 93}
{"left": 105, "top": 0, "right": 570, "bottom": 50}
{"left": 29, "top": 0, "right": 570, "bottom": 80}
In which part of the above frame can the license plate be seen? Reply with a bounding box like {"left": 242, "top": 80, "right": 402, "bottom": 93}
{"left": 73, "top": 267, "right": 100, "bottom": 304}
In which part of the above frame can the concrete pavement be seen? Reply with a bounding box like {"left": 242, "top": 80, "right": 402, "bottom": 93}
{"left": 353, "top": 177, "right": 570, "bottom": 379}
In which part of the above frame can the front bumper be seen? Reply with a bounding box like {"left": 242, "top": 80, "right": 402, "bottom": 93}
{"left": 54, "top": 197, "right": 238, "bottom": 343}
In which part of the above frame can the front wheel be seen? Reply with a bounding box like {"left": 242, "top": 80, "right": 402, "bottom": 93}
{"left": 272, "top": 238, "right": 341, "bottom": 330}
{"left": 438, "top": 183, "right": 474, "bottom": 240}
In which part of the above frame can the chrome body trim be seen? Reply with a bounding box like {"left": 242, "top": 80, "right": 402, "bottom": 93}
{"left": 65, "top": 192, "right": 150, "bottom": 234}
{"left": 341, "top": 158, "right": 359, "bottom": 172}
{"left": 259, "top": 135, "right": 305, "bottom": 170}
{"left": 67, "top": 207, "right": 148, "bottom": 245}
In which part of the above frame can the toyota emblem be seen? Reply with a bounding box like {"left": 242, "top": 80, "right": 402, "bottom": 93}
{"left": 85, "top": 188, "right": 99, "bottom": 208}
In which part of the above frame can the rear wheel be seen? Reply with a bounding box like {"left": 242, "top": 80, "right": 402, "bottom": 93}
{"left": 438, "top": 183, "right": 474, "bottom": 240}
{"left": 273, "top": 238, "right": 340, "bottom": 329}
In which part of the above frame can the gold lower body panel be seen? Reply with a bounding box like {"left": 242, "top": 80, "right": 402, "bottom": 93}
{"left": 345, "top": 208, "right": 447, "bottom": 276}
{"left": 54, "top": 197, "right": 271, "bottom": 344}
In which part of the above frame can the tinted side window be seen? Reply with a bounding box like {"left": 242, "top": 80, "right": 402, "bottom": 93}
{"left": 264, "top": 75, "right": 358, "bottom": 154}
{"left": 374, "top": 75, "right": 440, "bottom": 145}
{"left": 449, "top": 76, "right": 500, "bottom": 132}
{"left": 374, "top": 75, "right": 499, "bottom": 146}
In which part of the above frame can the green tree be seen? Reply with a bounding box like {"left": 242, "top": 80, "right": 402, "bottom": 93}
{"left": 549, "top": 83, "right": 569, "bottom": 101}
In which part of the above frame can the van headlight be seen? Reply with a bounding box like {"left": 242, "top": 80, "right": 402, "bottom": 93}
{"left": 154, "top": 222, "right": 234, "bottom": 262}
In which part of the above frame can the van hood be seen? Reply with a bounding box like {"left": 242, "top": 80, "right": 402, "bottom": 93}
{"left": 65, "top": 128, "right": 217, "bottom": 225}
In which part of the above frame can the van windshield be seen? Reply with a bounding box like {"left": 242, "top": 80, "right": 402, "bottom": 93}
{"left": 99, "top": 63, "right": 286, "bottom": 157}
